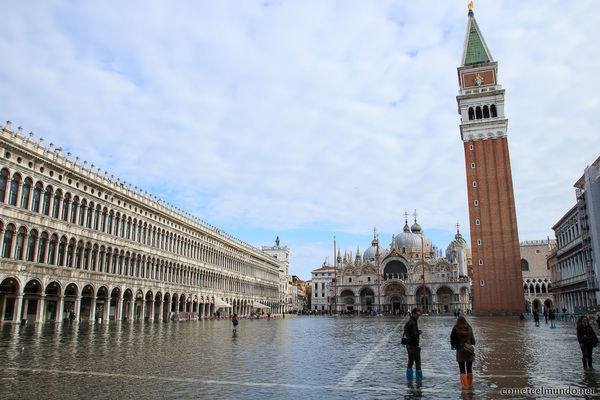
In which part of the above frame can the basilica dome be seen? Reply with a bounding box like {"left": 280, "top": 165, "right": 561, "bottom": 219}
{"left": 446, "top": 229, "right": 471, "bottom": 259}
{"left": 394, "top": 217, "right": 433, "bottom": 254}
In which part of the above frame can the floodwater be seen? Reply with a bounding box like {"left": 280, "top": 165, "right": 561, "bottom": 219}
{"left": 0, "top": 315, "right": 598, "bottom": 399}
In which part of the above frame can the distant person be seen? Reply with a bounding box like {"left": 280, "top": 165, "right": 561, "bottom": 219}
{"left": 533, "top": 309, "right": 540, "bottom": 327}
{"left": 232, "top": 313, "right": 238, "bottom": 333}
{"left": 549, "top": 309, "right": 556, "bottom": 328}
{"left": 577, "top": 316, "right": 599, "bottom": 369}
{"left": 403, "top": 308, "right": 423, "bottom": 380}
{"left": 519, "top": 312, "right": 525, "bottom": 322}
{"left": 69, "top": 311, "right": 76, "bottom": 323}
{"left": 451, "top": 316, "right": 476, "bottom": 389}
{"left": 544, "top": 310, "right": 548, "bottom": 324}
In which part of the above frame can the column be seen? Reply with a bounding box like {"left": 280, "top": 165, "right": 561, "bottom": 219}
{"left": 157, "top": 299, "right": 163, "bottom": 321}
{"left": 148, "top": 299, "right": 154, "bottom": 322}
{"left": 13, "top": 293, "right": 24, "bottom": 323}
{"left": 0, "top": 296, "right": 6, "bottom": 322}
{"left": 89, "top": 296, "right": 96, "bottom": 322}
{"left": 56, "top": 296, "right": 64, "bottom": 323}
{"left": 128, "top": 300, "right": 135, "bottom": 321}
{"left": 8, "top": 231, "right": 17, "bottom": 259}
{"left": 140, "top": 299, "right": 145, "bottom": 321}
{"left": 74, "top": 296, "right": 82, "bottom": 322}
{"left": 36, "top": 295, "right": 46, "bottom": 323}
{"left": 103, "top": 299, "right": 110, "bottom": 322}
{"left": 116, "top": 297, "right": 123, "bottom": 321}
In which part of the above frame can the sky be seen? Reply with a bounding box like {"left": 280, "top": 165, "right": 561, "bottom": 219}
{"left": 1, "top": 1, "right": 599, "bottom": 280}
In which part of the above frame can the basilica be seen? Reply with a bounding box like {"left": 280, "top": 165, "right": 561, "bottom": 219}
{"left": 324, "top": 216, "right": 472, "bottom": 314}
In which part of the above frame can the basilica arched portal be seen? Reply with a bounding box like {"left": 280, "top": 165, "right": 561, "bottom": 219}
{"left": 383, "top": 283, "right": 406, "bottom": 313}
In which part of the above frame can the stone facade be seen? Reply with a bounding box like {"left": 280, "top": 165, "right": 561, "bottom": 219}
{"left": 551, "top": 156, "right": 600, "bottom": 313}
{"left": 456, "top": 9, "right": 524, "bottom": 312}
{"left": 312, "top": 220, "right": 472, "bottom": 314}
{"left": 520, "top": 240, "right": 555, "bottom": 312}
{"left": 0, "top": 121, "right": 288, "bottom": 323}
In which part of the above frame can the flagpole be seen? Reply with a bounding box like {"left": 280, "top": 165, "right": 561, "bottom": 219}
{"left": 376, "top": 233, "right": 381, "bottom": 314}
{"left": 333, "top": 235, "right": 337, "bottom": 314}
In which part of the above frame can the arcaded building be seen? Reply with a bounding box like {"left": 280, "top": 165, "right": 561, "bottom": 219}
{"left": 520, "top": 240, "right": 555, "bottom": 312}
{"left": 551, "top": 155, "right": 600, "bottom": 313}
{"left": 0, "top": 121, "right": 287, "bottom": 323}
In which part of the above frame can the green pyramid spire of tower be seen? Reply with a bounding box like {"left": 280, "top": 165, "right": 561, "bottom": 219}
{"left": 462, "top": 10, "right": 492, "bottom": 66}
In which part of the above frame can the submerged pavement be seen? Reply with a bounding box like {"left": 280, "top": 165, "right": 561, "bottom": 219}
{"left": 0, "top": 315, "right": 598, "bottom": 399}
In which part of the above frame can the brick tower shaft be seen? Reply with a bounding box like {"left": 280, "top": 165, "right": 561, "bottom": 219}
{"left": 457, "top": 8, "right": 525, "bottom": 312}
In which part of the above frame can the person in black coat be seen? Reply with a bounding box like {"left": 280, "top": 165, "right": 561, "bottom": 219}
{"left": 577, "top": 316, "right": 599, "bottom": 369}
{"left": 451, "top": 316, "right": 476, "bottom": 389}
{"left": 403, "top": 308, "right": 423, "bottom": 380}
{"left": 549, "top": 309, "right": 556, "bottom": 328}
{"left": 533, "top": 309, "right": 540, "bottom": 327}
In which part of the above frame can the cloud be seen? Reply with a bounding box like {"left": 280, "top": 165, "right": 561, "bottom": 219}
{"left": 1, "top": 1, "right": 598, "bottom": 279}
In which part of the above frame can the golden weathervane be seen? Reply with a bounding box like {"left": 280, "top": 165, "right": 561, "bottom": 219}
{"left": 468, "top": 1, "right": 473, "bottom": 11}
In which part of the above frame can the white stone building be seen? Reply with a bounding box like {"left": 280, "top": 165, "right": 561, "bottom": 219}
{"left": 0, "top": 121, "right": 287, "bottom": 323}
{"left": 310, "top": 264, "right": 335, "bottom": 312}
{"left": 520, "top": 239, "right": 555, "bottom": 312}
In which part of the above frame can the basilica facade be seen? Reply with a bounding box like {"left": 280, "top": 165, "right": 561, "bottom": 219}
{"left": 324, "top": 218, "right": 471, "bottom": 314}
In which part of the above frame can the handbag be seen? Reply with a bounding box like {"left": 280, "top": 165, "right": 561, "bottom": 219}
{"left": 463, "top": 343, "right": 475, "bottom": 356}
{"left": 401, "top": 335, "right": 408, "bottom": 346}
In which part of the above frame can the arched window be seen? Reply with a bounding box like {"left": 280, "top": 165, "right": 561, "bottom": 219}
{"left": 20, "top": 178, "right": 32, "bottom": 209}
{"left": 483, "top": 105, "right": 490, "bottom": 118}
{"left": 93, "top": 206, "right": 100, "bottom": 230}
{"left": 82, "top": 243, "right": 90, "bottom": 269}
{"left": 57, "top": 236, "right": 67, "bottom": 266}
{"left": 468, "top": 107, "right": 474, "bottom": 120}
{"left": 14, "top": 227, "right": 26, "bottom": 260}
{"left": 32, "top": 182, "right": 43, "bottom": 212}
{"left": 490, "top": 104, "right": 497, "bottom": 117}
{"left": 70, "top": 197, "right": 79, "bottom": 223}
{"left": 2, "top": 225, "right": 14, "bottom": 257}
{"left": 42, "top": 186, "right": 52, "bottom": 215}
{"left": 120, "top": 216, "right": 126, "bottom": 238}
{"left": 74, "top": 241, "right": 83, "bottom": 268}
{"left": 91, "top": 245, "right": 98, "bottom": 271}
{"left": 26, "top": 230, "right": 38, "bottom": 262}
{"left": 37, "top": 232, "right": 48, "bottom": 263}
{"left": 61, "top": 193, "right": 70, "bottom": 221}
{"left": 0, "top": 169, "right": 9, "bottom": 202}
{"left": 521, "top": 259, "right": 530, "bottom": 271}
{"left": 107, "top": 211, "right": 114, "bottom": 234}
{"left": 52, "top": 190, "right": 62, "bottom": 218}
{"left": 79, "top": 200, "right": 86, "bottom": 226}
{"left": 114, "top": 213, "right": 120, "bottom": 236}
{"left": 86, "top": 202, "right": 93, "bottom": 228}
{"left": 475, "top": 106, "right": 482, "bottom": 119}
{"left": 100, "top": 208, "right": 107, "bottom": 232}
{"left": 47, "top": 234, "right": 58, "bottom": 265}
{"left": 66, "top": 240, "right": 75, "bottom": 267}
{"left": 126, "top": 218, "right": 131, "bottom": 240}
{"left": 8, "top": 173, "right": 21, "bottom": 206}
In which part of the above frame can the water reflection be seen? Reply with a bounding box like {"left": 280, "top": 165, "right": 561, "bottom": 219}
{"left": 0, "top": 316, "right": 598, "bottom": 399}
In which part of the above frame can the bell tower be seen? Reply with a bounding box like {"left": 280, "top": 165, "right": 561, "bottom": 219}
{"left": 456, "top": 6, "right": 525, "bottom": 312}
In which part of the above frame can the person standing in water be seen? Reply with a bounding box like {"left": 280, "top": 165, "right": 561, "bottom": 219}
{"left": 232, "top": 313, "right": 239, "bottom": 333}
{"left": 403, "top": 308, "right": 423, "bottom": 380}
{"left": 577, "top": 316, "right": 599, "bottom": 369}
{"left": 451, "top": 316, "right": 476, "bottom": 389}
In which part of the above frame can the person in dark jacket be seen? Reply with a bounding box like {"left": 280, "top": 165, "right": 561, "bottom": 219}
{"left": 451, "top": 316, "right": 476, "bottom": 389}
{"left": 577, "top": 316, "right": 599, "bottom": 369}
{"left": 403, "top": 308, "right": 423, "bottom": 380}
{"left": 232, "top": 313, "right": 239, "bottom": 333}
{"left": 549, "top": 309, "right": 556, "bottom": 328}
{"left": 533, "top": 309, "right": 540, "bottom": 326}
